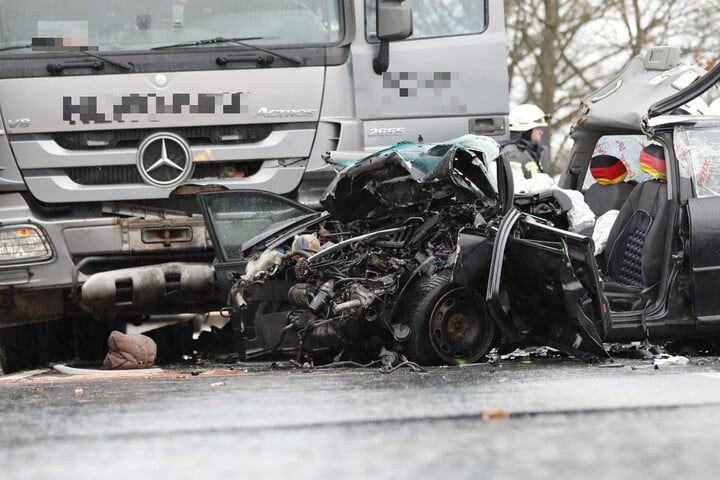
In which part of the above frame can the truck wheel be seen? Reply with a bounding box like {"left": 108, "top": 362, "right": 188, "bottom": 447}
{"left": 401, "top": 270, "right": 495, "bottom": 365}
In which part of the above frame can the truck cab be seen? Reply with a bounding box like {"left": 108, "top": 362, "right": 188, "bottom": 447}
{"left": 0, "top": 0, "right": 509, "bottom": 371}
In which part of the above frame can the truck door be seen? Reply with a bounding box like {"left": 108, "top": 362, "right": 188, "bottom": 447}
{"left": 350, "top": 0, "right": 509, "bottom": 149}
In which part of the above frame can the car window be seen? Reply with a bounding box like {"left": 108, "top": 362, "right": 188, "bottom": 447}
{"left": 365, "top": 0, "right": 487, "bottom": 42}
{"left": 581, "top": 135, "right": 654, "bottom": 190}
{"left": 674, "top": 125, "right": 720, "bottom": 198}
{"left": 199, "top": 191, "right": 315, "bottom": 261}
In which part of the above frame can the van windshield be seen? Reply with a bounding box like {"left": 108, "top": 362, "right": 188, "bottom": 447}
{"left": 0, "top": 0, "right": 343, "bottom": 54}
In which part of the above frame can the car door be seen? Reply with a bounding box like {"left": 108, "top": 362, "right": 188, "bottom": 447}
{"left": 687, "top": 197, "right": 720, "bottom": 324}
{"left": 675, "top": 124, "right": 720, "bottom": 326}
{"left": 455, "top": 209, "right": 611, "bottom": 359}
{"left": 198, "top": 190, "right": 323, "bottom": 263}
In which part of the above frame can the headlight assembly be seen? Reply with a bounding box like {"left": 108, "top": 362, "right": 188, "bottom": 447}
{"left": 0, "top": 225, "right": 53, "bottom": 264}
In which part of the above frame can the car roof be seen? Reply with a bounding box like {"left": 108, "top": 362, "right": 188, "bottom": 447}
{"left": 573, "top": 46, "right": 708, "bottom": 133}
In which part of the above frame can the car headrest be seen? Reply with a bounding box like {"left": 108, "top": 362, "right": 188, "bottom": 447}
{"left": 590, "top": 155, "right": 627, "bottom": 185}
{"left": 639, "top": 144, "right": 666, "bottom": 180}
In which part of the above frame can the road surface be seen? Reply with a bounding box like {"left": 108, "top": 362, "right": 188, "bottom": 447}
{"left": 2, "top": 356, "right": 720, "bottom": 479}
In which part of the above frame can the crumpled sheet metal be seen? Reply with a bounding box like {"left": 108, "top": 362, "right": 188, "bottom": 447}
{"left": 322, "top": 134, "right": 502, "bottom": 222}
{"left": 336, "top": 134, "right": 500, "bottom": 183}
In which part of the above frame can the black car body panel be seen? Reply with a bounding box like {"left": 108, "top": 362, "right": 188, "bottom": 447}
{"left": 687, "top": 197, "right": 720, "bottom": 324}
{"left": 497, "top": 216, "right": 609, "bottom": 359}
{"left": 453, "top": 210, "right": 610, "bottom": 360}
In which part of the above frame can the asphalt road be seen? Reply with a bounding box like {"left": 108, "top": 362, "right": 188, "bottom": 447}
{"left": 3, "top": 356, "right": 720, "bottom": 479}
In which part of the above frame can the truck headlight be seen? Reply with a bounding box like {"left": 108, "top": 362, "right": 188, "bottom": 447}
{"left": 0, "top": 225, "right": 53, "bottom": 264}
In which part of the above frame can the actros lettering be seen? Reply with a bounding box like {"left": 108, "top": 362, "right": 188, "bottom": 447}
{"left": 255, "top": 108, "right": 316, "bottom": 118}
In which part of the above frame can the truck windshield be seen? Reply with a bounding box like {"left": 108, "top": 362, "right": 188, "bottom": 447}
{"left": 0, "top": 0, "right": 343, "bottom": 54}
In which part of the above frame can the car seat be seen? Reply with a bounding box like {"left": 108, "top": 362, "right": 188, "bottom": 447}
{"left": 602, "top": 145, "right": 669, "bottom": 297}
{"left": 583, "top": 154, "right": 635, "bottom": 216}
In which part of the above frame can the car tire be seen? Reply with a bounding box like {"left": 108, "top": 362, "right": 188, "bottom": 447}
{"left": 400, "top": 270, "right": 496, "bottom": 365}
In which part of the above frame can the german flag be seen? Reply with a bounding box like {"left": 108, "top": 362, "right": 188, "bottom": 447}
{"left": 639, "top": 144, "right": 666, "bottom": 180}
{"left": 590, "top": 155, "right": 627, "bottom": 185}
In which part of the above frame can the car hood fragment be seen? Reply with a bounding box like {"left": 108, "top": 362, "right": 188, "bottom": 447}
{"left": 321, "top": 134, "right": 501, "bottom": 223}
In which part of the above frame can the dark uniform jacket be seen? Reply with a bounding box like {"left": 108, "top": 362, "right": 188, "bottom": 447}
{"left": 502, "top": 138, "right": 549, "bottom": 179}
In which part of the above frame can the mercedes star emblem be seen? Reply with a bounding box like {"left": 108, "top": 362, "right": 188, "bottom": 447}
{"left": 136, "top": 132, "right": 193, "bottom": 187}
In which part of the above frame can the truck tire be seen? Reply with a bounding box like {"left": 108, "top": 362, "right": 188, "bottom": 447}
{"left": 400, "top": 270, "right": 495, "bottom": 365}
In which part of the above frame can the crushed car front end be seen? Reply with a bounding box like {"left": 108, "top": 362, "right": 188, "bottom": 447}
{"left": 196, "top": 135, "right": 507, "bottom": 364}
{"left": 80, "top": 135, "right": 511, "bottom": 364}
{"left": 81, "top": 133, "right": 616, "bottom": 365}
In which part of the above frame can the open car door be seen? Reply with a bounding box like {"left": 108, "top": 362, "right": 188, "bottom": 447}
{"left": 457, "top": 211, "right": 611, "bottom": 360}
{"left": 198, "top": 190, "right": 325, "bottom": 264}
{"left": 674, "top": 124, "right": 720, "bottom": 327}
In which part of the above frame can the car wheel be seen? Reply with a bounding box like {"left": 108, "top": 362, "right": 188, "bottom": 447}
{"left": 401, "top": 270, "right": 495, "bottom": 365}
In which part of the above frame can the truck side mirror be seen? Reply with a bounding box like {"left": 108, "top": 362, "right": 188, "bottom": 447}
{"left": 373, "top": 0, "right": 413, "bottom": 75}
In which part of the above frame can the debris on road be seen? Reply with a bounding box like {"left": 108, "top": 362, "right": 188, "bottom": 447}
{"left": 500, "top": 347, "right": 564, "bottom": 361}
{"left": 652, "top": 355, "right": 690, "bottom": 367}
{"left": 103, "top": 330, "right": 157, "bottom": 369}
{"left": 483, "top": 408, "right": 510, "bottom": 421}
{"left": 0, "top": 369, "right": 51, "bottom": 382}
{"left": 53, "top": 364, "right": 164, "bottom": 375}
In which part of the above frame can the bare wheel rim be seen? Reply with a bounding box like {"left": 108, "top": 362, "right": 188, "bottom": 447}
{"left": 427, "top": 287, "right": 494, "bottom": 364}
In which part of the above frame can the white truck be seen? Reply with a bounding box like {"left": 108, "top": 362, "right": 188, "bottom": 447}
{"left": 0, "top": 0, "right": 509, "bottom": 371}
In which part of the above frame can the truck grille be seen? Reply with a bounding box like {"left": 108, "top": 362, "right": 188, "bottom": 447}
{"left": 67, "top": 166, "right": 142, "bottom": 185}
{"left": 66, "top": 161, "right": 263, "bottom": 185}
{"left": 52, "top": 124, "right": 273, "bottom": 150}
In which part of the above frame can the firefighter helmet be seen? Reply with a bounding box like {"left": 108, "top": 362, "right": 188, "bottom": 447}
{"left": 509, "top": 104, "right": 550, "bottom": 132}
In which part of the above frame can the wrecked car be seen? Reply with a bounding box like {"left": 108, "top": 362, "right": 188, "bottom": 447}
{"left": 80, "top": 129, "right": 604, "bottom": 366}
{"left": 79, "top": 46, "right": 720, "bottom": 368}
{"left": 81, "top": 135, "right": 526, "bottom": 365}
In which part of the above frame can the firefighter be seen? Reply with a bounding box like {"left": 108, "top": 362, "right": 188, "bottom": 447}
{"left": 502, "top": 104, "right": 551, "bottom": 179}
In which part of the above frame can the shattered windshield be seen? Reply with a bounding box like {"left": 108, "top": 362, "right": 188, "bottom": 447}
{"left": 674, "top": 125, "right": 720, "bottom": 198}
{"left": 339, "top": 135, "right": 500, "bottom": 193}
{"left": 0, "top": 0, "right": 343, "bottom": 54}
